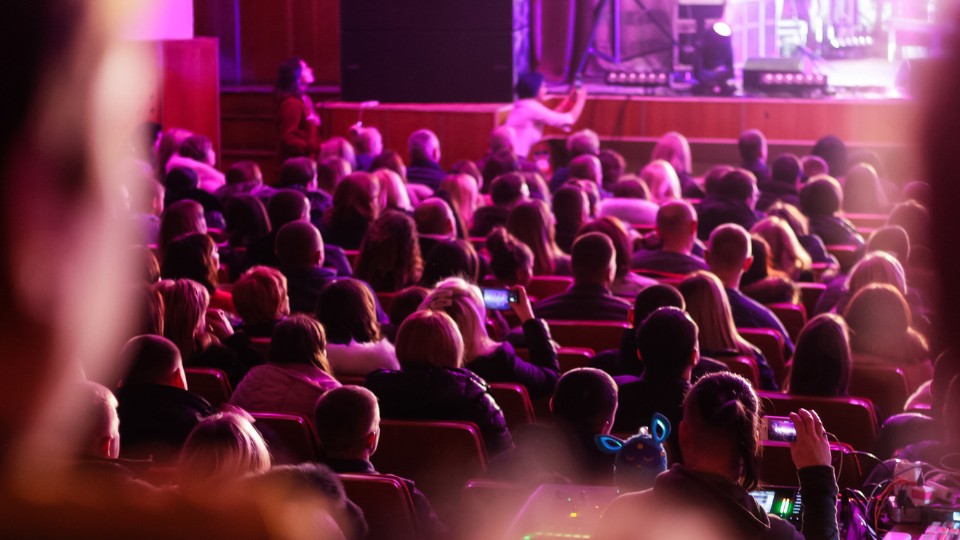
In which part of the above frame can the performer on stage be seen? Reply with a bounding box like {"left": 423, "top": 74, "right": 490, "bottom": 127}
{"left": 505, "top": 72, "right": 587, "bottom": 159}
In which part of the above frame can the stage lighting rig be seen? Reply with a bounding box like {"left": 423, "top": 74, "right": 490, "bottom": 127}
{"left": 692, "top": 21, "right": 735, "bottom": 96}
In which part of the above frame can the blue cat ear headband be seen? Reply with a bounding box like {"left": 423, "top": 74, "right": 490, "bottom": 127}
{"left": 595, "top": 412, "right": 671, "bottom": 453}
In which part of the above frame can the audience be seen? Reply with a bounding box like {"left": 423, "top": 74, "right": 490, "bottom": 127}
{"left": 553, "top": 185, "right": 591, "bottom": 253}
{"left": 843, "top": 163, "right": 889, "bottom": 213}
{"left": 535, "top": 232, "right": 632, "bottom": 321}
{"left": 799, "top": 175, "right": 865, "bottom": 248}
{"left": 322, "top": 171, "right": 380, "bottom": 250}
{"left": 750, "top": 216, "right": 813, "bottom": 281}
{"left": 652, "top": 131, "right": 703, "bottom": 198}
{"left": 315, "top": 278, "right": 399, "bottom": 377}
{"left": 355, "top": 210, "right": 423, "bottom": 292}
{"left": 738, "top": 129, "right": 769, "bottom": 184}
{"left": 787, "top": 314, "right": 851, "bottom": 397}
{"left": 414, "top": 197, "right": 458, "bottom": 258}
{"left": 578, "top": 216, "right": 657, "bottom": 297}
{"left": 470, "top": 172, "right": 529, "bottom": 237}
{"left": 366, "top": 310, "right": 513, "bottom": 455}
{"left": 161, "top": 232, "right": 234, "bottom": 312}
{"left": 276, "top": 157, "right": 332, "bottom": 229}
{"left": 757, "top": 153, "right": 802, "bottom": 211}
{"left": 597, "top": 176, "right": 659, "bottom": 226}
{"left": 215, "top": 161, "right": 272, "bottom": 201}
{"left": 641, "top": 159, "right": 682, "bottom": 204}
{"left": 632, "top": 200, "right": 709, "bottom": 275}
{"left": 486, "top": 227, "right": 535, "bottom": 287}
{"left": 420, "top": 238, "right": 481, "bottom": 287}
{"left": 406, "top": 129, "right": 446, "bottom": 191}
{"left": 178, "top": 411, "right": 271, "bottom": 494}
{"left": 843, "top": 283, "right": 929, "bottom": 366}
{"left": 276, "top": 221, "right": 337, "bottom": 313}
{"left": 231, "top": 266, "right": 290, "bottom": 338}
{"left": 508, "top": 199, "right": 571, "bottom": 276}
{"left": 697, "top": 168, "right": 760, "bottom": 239}
{"left": 550, "top": 129, "right": 601, "bottom": 192}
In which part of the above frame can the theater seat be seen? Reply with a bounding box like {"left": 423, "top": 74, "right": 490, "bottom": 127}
{"left": 850, "top": 364, "right": 910, "bottom": 421}
{"left": 184, "top": 367, "right": 232, "bottom": 408}
{"left": 250, "top": 413, "right": 318, "bottom": 464}
{"left": 826, "top": 244, "right": 862, "bottom": 273}
{"left": 516, "top": 346, "right": 594, "bottom": 373}
{"left": 759, "top": 441, "right": 867, "bottom": 490}
{"left": 767, "top": 303, "right": 806, "bottom": 343}
{"left": 339, "top": 473, "right": 420, "bottom": 540}
{"left": 488, "top": 382, "right": 536, "bottom": 432}
{"left": 376, "top": 291, "right": 397, "bottom": 313}
{"left": 718, "top": 355, "right": 761, "bottom": 388}
{"left": 527, "top": 276, "right": 574, "bottom": 299}
{"left": 336, "top": 374, "right": 367, "bottom": 386}
{"left": 460, "top": 479, "right": 537, "bottom": 540}
{"left": 373, "top": 420, "right": 488, "bottom": 523}
{"left": 249, "top": 337, "right": 271, "bottom": 359}
{"left": 343, "top": 249, "right": 360, "bottom": 266}
{"left": 797, "top": 283, "right": 827, "bottom": 317}
{"left": 545, "top": 320, "right": 629, "bottom": 352}
{"left": 845, "top": 213, "right": 889, "bottom": 231}
{"left": 740, "top": 328, "right": 788, "bottom": 387}
{"left": 853, "top": 353, "right": 933, "bottom": 393}
{"left": 759, "top": 392, "right": 878, "bottom": 451}
{"left": 633, "top": 269, "right": 687, "bottom": 287}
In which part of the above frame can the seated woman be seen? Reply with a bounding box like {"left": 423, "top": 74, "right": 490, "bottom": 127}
{"left": 553, "top": 185, "right": 590, "bottom": 254}
{"left": 231, "top": 266, "right": 289, "bottom": 338}
{"left": 843, "top": 283, "right": 929, "bottom": 366}
{"left": 419, "top": 238, "right": 481, "bottom": 287}
{"left": 819, "top": 250, "right": 908, "bottom": 315}
{"left": 366, "top": 310, "right": 513, "bottom": 455}
{"left": 843, "top": 163, "right": 889, "bottom": 214}
{"left": 578, "top": 216, "right": 657, "bottom": 298}
{"left": 485, "top": 227, "right": 535, "bottom": 288}
{"left": 230, "top": 314, "right": 341, "bottom": 419}
{"left": 640, "top": 159, "right": 682, "bottom": 205}
{"left": 315, "top": 278, "right": 399, "bottom": 377}
{"left": 787, "top": 314, "right": 852, "bottom": 397}
{"left": 594, "top": 373, "right": 839, "bottom": 540}
{"left": 178, "top": 411, "right": 271, "bottom": 496}
{"left": 165, "top": 135, "right": 226, "bottom": 193}
{"left": 422, "top": 277, "right": 559, "bottom": 400}
{"left": 799, "top": 175, "right": 865, "bottom": 249}
{"left": 750, "top": 216, "right": 813, "bottom": 281}
{"left": 158, "top": 199, "right": 207, "bottom": 258}
{"left": 322, "top": 172, "right": 380, "bottom": 250}
{"left": 679, "top": 272, "right": 778, "bottom": 391}
{"left": 160, "top": 232, "right": 234, "bottom": 313}
{"left": 765, "top": 201, "right": 837, "bottom": 267}
{"left": 354, "top": 210, "right": 422, "bottom": 293}
{"left": 740, "top": 236, "right": 800, "bottom": 306}
{"left": 651, "top": 131, "right": 703, "bottom": 199}
{"left": 508, "top": 199, "right": 571, "bottom": 276}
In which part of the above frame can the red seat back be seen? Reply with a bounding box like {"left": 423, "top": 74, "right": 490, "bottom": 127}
{"left": 797, "top": 282, "right": 827, "bottom": 317}
{"left": 184, "top": 367, "right": 232, "bottom": 408}
{"left": 826, "top": 244, "right": 862, "bottom": 273}
{"left": 376, "top": 291, "right": 398, "bottom": 314}
{"left": 545, "top": 320, "right": 629, "bottom": 352}
{"left": 488, "top": 382, "right": 536, "bottom": 432}
{"left": 339, "top": 473, "right": 420, "bottom": 540}
{"left": 741, "top": 328, "right": 788, "bottom": 388}
{"left": 526, "top": 276, "right": 573, "bottom": 299}
{"left": 517, "top": 346, "right": 595, "bottom": 373}
{"left": 853, "top": 353, "right": 933, "bottom": 393}
{"left": 767, "top": 303, "right": 806, "bottom": 343}
{"left": 249, "top": 337, "right": 271, "bottom": 359}
{"left": 759, "top": 392, "right": 878, "bottom": 451}
{"left": 719, "top": 355, "right": 760, "bottom": 388}
{"left": 250, "top": 412, "right": 318, "bottom": 464}
{"left": 760, "top": 441, "right": 867, "bottom": 489}
{"left": 850, "top": 364, "right": 910, "bottom": 421}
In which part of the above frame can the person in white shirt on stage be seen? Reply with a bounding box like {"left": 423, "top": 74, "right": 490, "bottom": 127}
{"left": 504, "top": 72, "right": 587, "bottom": 159}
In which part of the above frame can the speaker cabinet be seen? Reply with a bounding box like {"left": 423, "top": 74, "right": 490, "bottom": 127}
{"left": 341, "top": 0, "right": 529, "bottom": 103}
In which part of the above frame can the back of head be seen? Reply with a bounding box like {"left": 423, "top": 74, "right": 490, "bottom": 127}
{"left": 843, "top": 163, "right": 886, "bottom": 213}
{"left": 490, "top": 172, "right": 528, "bottom": 207}
{"left": 611, "top": 177, "right": 651, "bottom": 200}
{"left": 641, "top": 159, "right": 681, "bottom": 203}
{"left": 329, "top": 172, "right": 379, "bottom": 225}
{"left": 165, "top": 166, "right": 200, "bottom": 192}
{"left": 577, "top": 217, "right": 632, "bottom": 279}
{"left": 843, "top": 283, "right": 911, "bottom": 337}
{"left": 570, "top": 154, "right": 602, "bottom": 183}
{"left": 179, "top": 135, "right": 213, "bottom": 164}
{"left": 902, "top": 181, "right": 932, "bottom": 207}
{"left": 316, "top": 278, "right": 380, "bottom": 345}
{"left": 422, "top": 277, "right": 489, "bottom": 360}
{"left": 159, "top": 199, "right": 206, "bottom": 255}
{"left": 371, "top": 149, "right": 406, "bottom": 180}
{"left": 868, "top": 226, "right": 911, "bottom": 263}
{"left": 847, "top": 251, "right": 906, "bottom": 297}
{"left": 413, "top": 197, "right": 455, "bottom": 236}
{"left": 567, "top": 129, "right": 600, "bottom": 157}
{"left": 278, "top": 157, "right": 318, "bottom": 188}
{"left": 178, "top": 412, "right": 271, "bottom": 490}
{"left": 224, "top": 195, "right": 270, "bottom": 246}
{"left": 268, "top": 189, "right": 310, "bottom": 229}
{"left": 356, "top": 210, "right": 422, "bottom": 291}
{"left": 76, "top": 381, "right": 120, "bottom": 459}
{"left": 682, "top": 372, "right": 761, "bottom": 489}
{"left": 678, "top": 271, "right": 741, "bottom": 354}
{"left": 388, "top": 286, "right": 431, "bottom": 330}
{"left": 703, "top": 165, "right": 734, "bottom": 196}
{"left": 801, "top": 155, "right": 829, "bottom": 181}
{"left": 507, "top": 200, "right": 557, "bottom": 275}
{"left": 771, "top": 154, "right": 802, "bottom": 186}
{"left": 799, "top": 175, "right": 842, "bottom": 217}
{"left": 637, "top": 307, "right": 699, "bottom": 380}
{"left": 551, "top": 368, "right": 618, "bottom": 434}
{"left": 352, "top": 126, "right": 382, "bottom": 156}
{"left": 482, "top": 149, "right": 520, "bottom": 187}
{"left": 378, "top": 168, "right": 414, "bottom": 212}
{"left": 789, "top": 314, "right": 851, "bottom": 396}
{"left": 707, "top": 223, "right": 752, "bottom": 273}
{"left": 420, "top": 239, "right": 479, "bottom": 287}
{"left": 486, "top": 227, "right": 534, "bottom": 285}
{"left": 269, "top": 314, "right": 330, "bottom": 372}
{"left": 716, "top": 168, "right": 757, "bottom": 203}
{"left": 656, "top": 200, "right": 697, "bottom": 238}
{"left": 599, "top": 149, "right": 626, "bottom": 190}
{"left": 320, "top": 137, "right": 356, "bottom": 170}
{"left": 314, "top": 385, "right": 379, "bottom": 458}
{"left": 552, "top": 186, "right": 589, "bottom": 229}
{"left": 652, "top": 132, "right": 691, "bottom": 175}
{"left": 317, "top": 157, "right": 352, "bottom": 195}
{"left": 395, "top": 310, "right": 464, "bottom": 368}
{"left": 812, "top": 135, "right": 848, "bottom": 177}
{"left": 489, "top": 126, "right": 517, "bottom": 154}
{"left": 157, "top": 128, "right": 194, "bottom": 174}
{"left": 633, "top": 284, "right": 685, "bottom": 323}
{"left": 275, "top": 221, "right": 323, "bottom": 269}
{"left": 226, "top": 161, "right": 264, "bottom": 187}
{"left": 887, "top": 200, "right": 930, "bottom": 248}
{"left": 156, "top": 278, "right": 210, "bottom": 360}
{"left": 232, "top": 266, "right": 288, "bottom": 327}
{"left": 738, "top": 129, "right": 766, "bottom": 163}
{"left": 571, "top": 232, "right": 616, "bottom": 285}
{"left": 516, "top": 72, "right": 545, "bottom": 99}
{"left": 160, "top": 232, "right": 218, "bottom": 291}
{"left": 932, "top": 350, "right": 960, "bottom": 416}
{"left": 121, "top": 334, "right": 183, "bottom": 387}
{"left": 408, "top": 129, "right": 440, "bottom": 163}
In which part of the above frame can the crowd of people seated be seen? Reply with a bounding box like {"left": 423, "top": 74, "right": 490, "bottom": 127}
{"left": 2, "top": 8, "right": 955, "bottom": 535}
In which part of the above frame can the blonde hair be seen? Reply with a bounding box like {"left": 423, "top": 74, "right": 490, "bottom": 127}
{"left": 651, "top": 131, "right": 692, "bottom": 176}
{"left": 640, "top": 159, "right": 682, "bottom": 204}
{"left": 395, "top": 310, "right": 464, "bottom": 369}
{"left": 751, "top": 216, "right": 812, "bottom": 279}
{"left": 232, "top": 266, "right": 289, "bottom": 326}
{"left": 421, "top": 277, "right": 498, "bottom": 361}
{"left": 373, "top": 168, "right": 412, "bottom": 213}
{"left": 439, "top": 173, "right": 480, "bottom": 227}
{"left": 679, "top": 272, "right": 754, "bottom": 357}
{"left": 154, "top": 278, "right": 211, "bottom": 359}
{"left": 178, "top": 412, "right": 271, "bottom": 490}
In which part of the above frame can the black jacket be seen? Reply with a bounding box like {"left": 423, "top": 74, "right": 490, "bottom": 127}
{"left": 696, "top": 197, "right": 760, "bottom": 240}
{"left": 116, "top": 383, "right": 216, "bottom": 464}
{"left": 466, "top": 318, "right": 559, "bottom": 400}
{"left": 366, "top": 366, "right": 513, "bottom": 456}
{"left": 534, "top": 283, "right": 631, "bottom": 322}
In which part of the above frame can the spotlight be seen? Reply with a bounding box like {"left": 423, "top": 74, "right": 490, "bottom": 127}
{"left": 604, "top": 70, "right": 671, "bottom": 92}
{"left": 693, "top": 21, "right": 735, "bottom": 95}
{"left": 742, "top": 57, "right": 828, "bottom": 96}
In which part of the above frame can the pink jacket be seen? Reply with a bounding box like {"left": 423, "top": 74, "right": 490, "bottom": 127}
{"left": 229, "top": 363, "right": 340, "bottom": 419}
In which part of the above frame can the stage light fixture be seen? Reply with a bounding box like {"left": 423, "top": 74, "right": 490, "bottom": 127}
{"left": 743, "top": 57, "right": 828, "bottom": 96}
{"left": 605, "top": 70, "right": 671, "bottom": 88}
{"left": 692, "top": 21, "right": 735, "bottom": 95}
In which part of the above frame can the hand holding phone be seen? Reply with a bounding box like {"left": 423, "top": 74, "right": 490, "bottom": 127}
{"left": 788, "top": 409, "right": 832, "bottom": 469}
{"left": 481, "top": 288, "right": 518, "bottom": 311}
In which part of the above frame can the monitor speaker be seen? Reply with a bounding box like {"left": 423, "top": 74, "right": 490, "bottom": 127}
{"left": 340, "top": 0, "right": 530, "bottom": 103}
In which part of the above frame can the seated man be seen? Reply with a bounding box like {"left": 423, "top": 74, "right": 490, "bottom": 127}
{"left": 116, "top": 335, "right": 215, "bottom": 464}
{"left": 534, "top": 232, "right": 631, "bottom": 321}
{"left": 613, "top": 307, "right": 699, "bottom": 461}
{"left": 696, "top": 168, "right": 760, "bottom": 240}
{"left": 489, "top": 368, "right": 618, "bottom": 485}
{"left": 706, "top": 224, "right": 795, "bottom": 356}
{"left": 569, "top": 154, "right": 606, "bottom": 198}
{"left": 276, "top": 157, "right": 332, "bottom": 229}
{"left": 632, "top": 201, "right": 709, "bottom": 276}
{"left": 351, "top": 126, "right": 383, "bottom": 172}
{"left": 470, "top": 172, "right": 529, "bottom": 237}
{"left": 738, "top": 129, "right": 769, "bottom": 184}
{"left": 314, "top": 386, "right": 447, "bottom": 540}
{"left": 406, "top": 129, "right": 446, "bottom": 191}
{"left": 757, "top": 154, "right": 802, "bottom": 211}
{"left": 550, "top": 129, "right": 600, "bottom": 192}
{"left": 276, "top": 221, "right": 337, "bottom": 314}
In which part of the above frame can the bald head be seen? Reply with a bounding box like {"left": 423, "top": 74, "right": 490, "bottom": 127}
{"left": 78, "top": 381, "right": 120, "bottom": 459}
{"left": 656, "top": 200, "right": 698, "bottom": 253}
{"left": 276, "top": 221, "right": 324, "bottom": 269}
{"left": 489, "top": 126, "right": 516, "bottom": 154}
{"left": 570, "top": 154, "right": 602, "bottom": 184}
{"left": 572, "top": 232, "right": 616, "bottom": 285}
{"left": 409, "top": 129, "right": 441, "bottom": 164}
{"left": 414, "top": 197, "right": 456, "bottom": 236}
{"left": 706, "top": 223, "right": 753, "bottom": 287}
{"left": 314, "top": 385, "right": 380, "bottom": 458}
{"left": 121, "top": 335, "right": 185, "bottom": 389}
{"left": 268, "top": 189, "right": 310, "bottom": 228}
